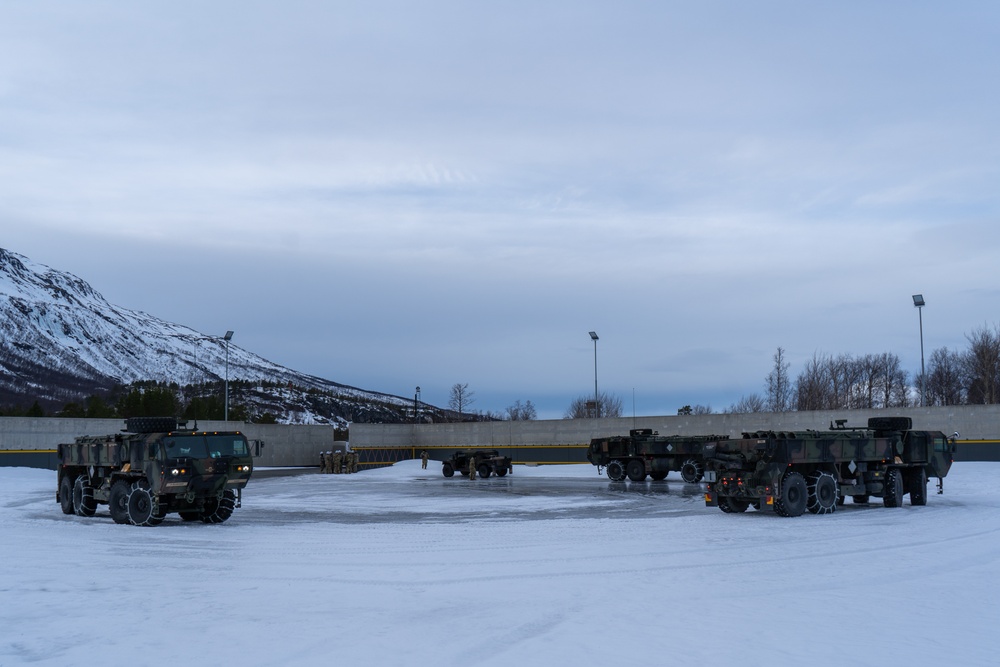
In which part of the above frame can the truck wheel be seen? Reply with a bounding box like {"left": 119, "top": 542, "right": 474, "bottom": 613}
{"left": 72, "top": 476, "right": 97, "bottom": 517}
{"left": 127, "top": 481, "right": 165, "bottom": 526}
{"left": 478, "top": 463, "right": 491, "bottom": 479}
{"left": 650, "top": 471, "right": 668, "bottom": 481}
{"left": 883, "top": 469, "right": 904, "bottom": 508}
{"left": 680, "top": 459, "right": 704, "bottom": 484}
{"left": 626, "top": 459, "right": 646, "bottom": 482}
{"left": 908, "top": 468, "right": 928, "bottom": 506}
{"left": 806, "top": 471, "right": 838, "bottom": 515}
{"left": 719, "top": 496, "right": 750, "bottom": 513}
{"left": 59, "top": 476, "right": 75, "bottom": 515}
{"left": 774, "top": 471, "right": 807, "bottom": 517}
{"left": 201, "top": 490, "right": 236, "bottom": 524}
{"left": 442, "top": 463, "right": 455, "bottom": 478}
{"left": 495, "top": 467, "right": 508, "bottom": 477}
{"left": 606, "top": 460, "right": 627, "bottom": 482}
{"left": 109, "top": 480, "right": 131, "bottom": 525}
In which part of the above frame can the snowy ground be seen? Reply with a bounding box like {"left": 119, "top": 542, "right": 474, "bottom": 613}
{"left": 2, "top": 462, "right": 999, "bottom": 667}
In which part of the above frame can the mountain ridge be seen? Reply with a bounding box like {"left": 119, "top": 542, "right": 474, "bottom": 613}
{"left": 0, "top": 247, "right": 422, "bottom": 424}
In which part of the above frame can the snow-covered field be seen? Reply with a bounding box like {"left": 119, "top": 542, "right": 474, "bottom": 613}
{"left": 2, "top": 462, "right": 999, "bottom": 666}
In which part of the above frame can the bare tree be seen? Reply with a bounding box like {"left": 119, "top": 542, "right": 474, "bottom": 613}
{"left": 506, "top": 399, "right": 537, "bottom": 421}
{"left": 725, "top": 393, "right": 766, "bottom": 414}
{"left": 564, "top": 392, "right": 623, "bottom": 419}
{"left": 964, "top": 325, "right": 1000, "bottom": 404}
{"left": 925, "top": 347, "right": 965, "bottom": 406}
{"left": 765, "top": 347, "right": 792, "bottom": 412}
{"left": 795, "top": 353, "right": 832, "bottom": 410}
{"left": 677, "top": 404, "right": 713, "bottom": 415}
{"left": 448, "top": 383, "right": 475, "bottom": 419}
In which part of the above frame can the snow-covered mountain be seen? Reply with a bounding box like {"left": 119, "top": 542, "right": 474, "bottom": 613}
{"left": 0, "top": 248, "right": 417, "bottom": 423}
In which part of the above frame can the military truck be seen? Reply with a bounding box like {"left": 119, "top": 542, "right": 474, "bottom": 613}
{"left": 587, "top": 429, "right": 722, "bottom": 482}
{"left": 441, "top": 450, "right": 512, "bottom": 479}
{"left": 56, "top": 417, "right": 254, "bottom": 526}
{"left": 702, "top": 417, "right": 956, "bottom": 517}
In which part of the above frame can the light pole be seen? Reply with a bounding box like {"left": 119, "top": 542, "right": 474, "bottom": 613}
{"left": 589, "top": 331, "right": 599, "bottom": 418}
{"left": 912, "top": 295, "right": 925, "bottom": 407}
{"left": 223, "top": 330, "right": 234, "bottom": 421}
{"left": 414, "top": 386, "right": 421, "bottom": 423}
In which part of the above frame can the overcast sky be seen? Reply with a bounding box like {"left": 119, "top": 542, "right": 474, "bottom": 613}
{"left": 3, "top": 1, "right": 998, "bottom": 419}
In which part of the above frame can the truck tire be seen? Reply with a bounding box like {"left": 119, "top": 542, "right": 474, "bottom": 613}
{"left": 127, "top": 481, "right": 165, "bottom": 526}
{"left": 883, "top": 469, "right": 904, "bottom": 508}
{"left": 774, "top": 471, "right": 807, "bottom": 517}
{"left": 495, "top": 467, "right": 508, "bottom": 477}
{"left": 201, "top": 490, "right": 236, "bottom": 524}
{"left": 626, "top": 459, "right": 646, "bottom": 482}
{"left": 442, "top": 463, "right": 455, "bottom": 478}
{"left": 719, "top": 496, "right": 750, "bottom": 513}
{"left": 909, "top": 468, "right": 928, "bottom": 506}
{"left": 478, "top": 463, "right": 492, "bottom": 479}
{"left": 109, "top": 480, "right": 131, "bottom": 525}
{"left": 606, "top": 460, "right": 627, "bottom": 482}
{"left": 72, "top": 476, "right": 97, "bottom": 517}
{"left": 680, "top": 459, "right": 704, "bottom": 484}
{"left": 59, "top": 476, "right": 75, "bottom": 515}
{"left": 806, "top": 471, "right": 838, "bottom": 515}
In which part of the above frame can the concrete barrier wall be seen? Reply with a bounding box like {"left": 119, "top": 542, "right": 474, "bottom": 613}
{"left": 0, "top": 417, "right": 340, "bottom": 469}
{"left": 352, "top": 405, "right": 1000, "bottom": 462}
{"left": 3, "top": 405, "right": 1000, "bottom": 470}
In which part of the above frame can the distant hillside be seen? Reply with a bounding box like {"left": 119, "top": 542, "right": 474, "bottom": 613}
{"left": 0, "top": 248, "right": 434, "bottom": 425}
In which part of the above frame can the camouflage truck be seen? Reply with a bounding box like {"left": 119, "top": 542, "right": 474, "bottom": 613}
{"left": 702, "top": 417, "right": 957, "bottom": 517}
{"left": 441, "top": 449, "right": 512, "bottom": 479}
{"left": 56, "top": 417, "right": 253, "bottom": 526}
{"left": 587, "top": 429, "right": 723, "bottom": 482}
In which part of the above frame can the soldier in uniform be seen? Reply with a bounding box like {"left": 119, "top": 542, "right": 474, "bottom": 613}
{"left": 351, "top": 451, "right": 359, "bottom": 473}
{"left": 468, "top": 455, "right": 476, "bottom": 480}
{"left": 332, "top": 450, "right": 343, "bottom": 474}
{"left": 421, "top": 450, "right": 429, "bottom": 469}
{"left": 319, "top": 452, "right": 328, "bottom": 473}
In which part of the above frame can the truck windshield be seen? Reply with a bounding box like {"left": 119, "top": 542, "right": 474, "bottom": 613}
{"left": 162, "top": 435, "right": 250, "bottom": 459}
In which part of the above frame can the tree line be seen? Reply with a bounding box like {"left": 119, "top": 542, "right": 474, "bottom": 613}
{"left": 721, "top": 323, "right": 1000, "bottom": 414}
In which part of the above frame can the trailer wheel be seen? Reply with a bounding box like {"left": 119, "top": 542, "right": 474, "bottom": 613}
{"left": 72, "top": 476, "right": 97, "bottom": 517}
{"left": 774, "top": 471, "right": 807, "bottom": 517}
{"left": 478, "top": 463, "right": 492, "bottom": 479}
{"left": 495, "top": 467, "right": 508, "bottom": 477}
{"left": 442, "top": 463, "right": 455, "bottom": 478}
{"left": 626, "top": 459, "right": 646, "bottom": 482}
{"left": 680, "top": 459, "right": 704, "bottom": 484}
{"left": 719, "top": 496, "right": 750, "bottom": 513}
{"left": 606, "top": 460, "right": 627, "bottom": 482}
{"left": 109, "top": 480, "right": 131, "bottom": 524}
{"left": 650, "top": 471, "right": 668, "bottom": 481}
{"left": 201, "top": 490, "right": 236, "bottom": 524}
{"left": 883, "top": 469, "right": 904, "bottom": 508}
{"left": 59, "top": 476, "right": 75, "bottom": 515}
{"left": 909, "top": 468, "right": 928, "bottom": 506}
{"left": 127, "top": 481, "right": 165, "bottom": 527}
{"left": 806, "top": 471, "right": 838, "bottom": 515}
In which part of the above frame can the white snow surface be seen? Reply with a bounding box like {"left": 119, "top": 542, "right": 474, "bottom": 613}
{"left": 2, "top": 462, "right": 999, "bottom": 666}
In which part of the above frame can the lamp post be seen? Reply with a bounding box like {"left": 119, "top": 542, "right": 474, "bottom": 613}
{"left": 414, "top": 386, "right": 421, "bottom": 423}
{"left": 589, "top": 331, "right": 599, "bottom": 418}
{"left": 912, "top": 295, "right": 925, "bottom": 407}
{"left": 223, "top": 330, "right": 234, "bottom": 421}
